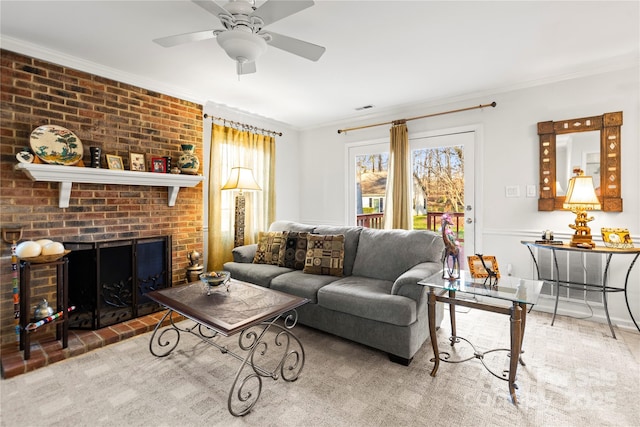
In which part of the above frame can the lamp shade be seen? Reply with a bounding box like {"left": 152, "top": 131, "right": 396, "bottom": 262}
{"left": 563, "top": 174, "right": 601, "bottom": 210}
{"left": 222, "top": 167, "right": 261, "bottom": 191}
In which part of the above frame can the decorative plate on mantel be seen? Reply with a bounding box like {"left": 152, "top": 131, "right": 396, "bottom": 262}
{"left": 30, "top": 124, "right": 83, "bottom": 166}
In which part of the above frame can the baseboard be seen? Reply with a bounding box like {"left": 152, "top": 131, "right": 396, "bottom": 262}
{"left": 531, "top": 295, "right": 638, "bottom": 332}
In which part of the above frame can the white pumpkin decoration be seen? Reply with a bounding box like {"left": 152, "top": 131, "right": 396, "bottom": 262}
{"left": 41, "top": 242, "right": 65, "bottom": 255}
{"left": 34, "top": 239, "right": 54, "bottom": 247}
{"left": 15, "top": 241, "right": 42, "bottom": 258}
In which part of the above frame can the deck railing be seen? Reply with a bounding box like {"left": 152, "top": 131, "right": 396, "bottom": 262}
{"left": 356, "top": 213, "right": 384, "bottom": 229}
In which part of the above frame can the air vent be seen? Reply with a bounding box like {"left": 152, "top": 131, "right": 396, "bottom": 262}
{"left": 355, "top": 105, "right": 375, "bottom": 111}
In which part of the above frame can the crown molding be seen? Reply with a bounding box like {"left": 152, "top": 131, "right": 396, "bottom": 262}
{"left": 2, "top": 35, "right": 637, "bottom": 132}
{"left": 305, "top": 54, "right": 640, "bottom": 132}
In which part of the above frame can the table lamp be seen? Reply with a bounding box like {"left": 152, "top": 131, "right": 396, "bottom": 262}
{"left": 222, "top": 167, "right": 261, "bottom": 247}
{"left": 563, "top": 169, "right": 601, "bottom": 248}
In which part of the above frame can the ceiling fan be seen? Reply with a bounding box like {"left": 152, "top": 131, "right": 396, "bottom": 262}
{"left": 153, "top": 0, "right": 326, "bottom": 75}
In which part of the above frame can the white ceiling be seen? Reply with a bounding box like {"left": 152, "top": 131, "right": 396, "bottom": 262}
{"left": 1, "top": 1, "right": 638, "bottom": 129}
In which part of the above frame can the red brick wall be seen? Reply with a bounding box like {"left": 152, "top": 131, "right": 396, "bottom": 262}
{"left": 0, "top": 49, "right": 205, "bottom": 348}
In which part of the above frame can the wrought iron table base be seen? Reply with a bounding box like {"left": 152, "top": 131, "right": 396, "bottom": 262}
{"left": 149, "top": 309, "right": 305, "bottom": 416}
{"left": 524, "top": 243, "right": 640, "bottom": 339}
{"left": 434, "top": 335, "right": 522, "bottom": 383}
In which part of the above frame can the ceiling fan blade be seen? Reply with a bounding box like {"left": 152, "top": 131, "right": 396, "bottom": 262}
{"left": 252, "top": 0, "right": 314, "bottom": 26}
{"left": 266, "top": 31, "right": 325, "bottom": 61}
{"left": 237, "top": 61, "right": 257, "bottom": 75}
{"left": 191, "top": 0, "right": 229, "bottom": 18}
{"left": 153, "top": 29, "right": 217, "bottom": 47}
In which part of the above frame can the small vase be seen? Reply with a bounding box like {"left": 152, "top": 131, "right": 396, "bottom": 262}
{"left": 90, "top": 147, "right": 101, "bottom": 168}
{"left": 177, "top": 144, "right": 200, "bottom": 175}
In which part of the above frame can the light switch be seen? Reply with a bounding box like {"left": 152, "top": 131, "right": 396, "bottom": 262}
{"left": 505, "top": 185, "right": 520, "bottom": 198}
{"left": 526, "top": 185, "right": 537, "bottom": 198}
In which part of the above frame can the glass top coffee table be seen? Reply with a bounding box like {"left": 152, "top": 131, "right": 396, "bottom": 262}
{"left": 147, "top": 279, "right": 308, "bottom": 416}
{"left": 418, "top": 271, "right": 543, "bottom": 404}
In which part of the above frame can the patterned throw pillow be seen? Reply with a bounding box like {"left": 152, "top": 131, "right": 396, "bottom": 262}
{"left": 253, "top": 231, "right": 286, "bottom": 265}
{"left": 278, "top": 231, "right": 309, "bottom": 270}
{"left": 303, "top": 234, "right": 345, "bottom": 277}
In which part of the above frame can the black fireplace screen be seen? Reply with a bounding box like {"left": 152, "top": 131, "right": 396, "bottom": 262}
{"left": 64, "top": 236, "right": 172, "bottom": 329}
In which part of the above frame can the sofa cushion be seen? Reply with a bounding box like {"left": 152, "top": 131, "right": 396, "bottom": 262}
{"left": 269, "top": 220, "right": 316, "bottom": 233}
{"left": 304, "top": 234, "right": 345, "bottom": 277}
{"left": 278, "top": 231, "right": 309, "bottom": 270}
{"left": 352, "top": 228, "right": 444, "bottom": 281}
{"left": 253, "top": 231, "right": 286, "bottom": 265}
{"left": 223, "top": 262, "right": 292, "bottom": 288}
{"left": 270, "top": 270, "right": 339, "bottom": 303}
{"left": 312, "top": 225, "right": 362, "bottom": 276}
{"left": 317, "top": 277, "right": 417, "bottom": 326}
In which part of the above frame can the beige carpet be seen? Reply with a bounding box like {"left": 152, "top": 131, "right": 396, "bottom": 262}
{"left": 1, "top": 308, "right": 639, "bottom": 427}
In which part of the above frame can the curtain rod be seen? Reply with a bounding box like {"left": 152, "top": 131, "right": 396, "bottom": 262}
{"left": 337, "top": 102, "right": 497, "bottom": 134}
{"left": 203, "top": 114, "right": 283, "bottom": 137}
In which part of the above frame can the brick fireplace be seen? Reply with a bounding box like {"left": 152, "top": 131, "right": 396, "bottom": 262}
{"left": 0, "top": 49, "right": 205, "bottom": 349}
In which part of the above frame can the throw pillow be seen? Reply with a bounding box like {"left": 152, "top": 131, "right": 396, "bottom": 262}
{"left": 253, "top": 231, "right": 286, "bottom": 265}
{"left": 303, "top": 234, "right": 345, "bottom": 277}
{"left": 278, "top": 231, "right": 309, "bottom": 270}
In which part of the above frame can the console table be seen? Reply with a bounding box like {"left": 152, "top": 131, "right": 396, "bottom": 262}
{"left": 521, "top": 241, "right": 640, "bottom": 338}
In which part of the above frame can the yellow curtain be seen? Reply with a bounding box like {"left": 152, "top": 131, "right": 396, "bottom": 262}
{"left": 207, "top": 123, "right": 276, "bottom": 270}
{"left": 384, "top": 121, "right": 412, "bottom": 229}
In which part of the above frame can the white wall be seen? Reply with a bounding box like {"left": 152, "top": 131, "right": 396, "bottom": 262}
{"left": 296, "top": 65, "right": 640, "bottom": 330}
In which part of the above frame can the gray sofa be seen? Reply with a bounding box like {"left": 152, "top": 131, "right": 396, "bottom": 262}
{"left": 223, "top": 220, "right": 445, "bottom": 365}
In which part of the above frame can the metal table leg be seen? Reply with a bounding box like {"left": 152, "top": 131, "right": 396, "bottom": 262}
{"left": 624, "top": 254, "right": 640, "bottom": 332}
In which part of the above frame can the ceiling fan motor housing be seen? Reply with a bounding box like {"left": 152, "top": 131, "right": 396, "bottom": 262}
{"left": 223, "top": 0, "right": 256, "bottom": 15}
{"left": 217, "top": 29, "right": 267, "bottom": 63}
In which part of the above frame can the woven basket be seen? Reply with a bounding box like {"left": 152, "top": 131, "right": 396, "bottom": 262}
{"left": 19, "top": 250, "right": 71, "bottom": 264}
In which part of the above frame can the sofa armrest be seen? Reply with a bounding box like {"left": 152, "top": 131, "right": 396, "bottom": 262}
{"left": 232, "top": 244, "right": 257, "bottom": 263}
{"left": 391, "top": 262, "right": 441, "bottom": 301}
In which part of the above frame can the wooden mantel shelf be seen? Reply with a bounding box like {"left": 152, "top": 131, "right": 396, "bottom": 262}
{"left": 15, "top": 163, "right": 204, "bottom": 208}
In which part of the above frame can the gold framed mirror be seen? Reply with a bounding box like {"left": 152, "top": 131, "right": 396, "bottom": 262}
{"left": 538, "top": 111, "right": 623, "bottom": 212}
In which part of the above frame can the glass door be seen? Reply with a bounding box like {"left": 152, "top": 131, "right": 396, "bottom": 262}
{"left": 347, "top": 129, "right": 477, "bottom": 263}
{"left": 410, "top": 131, "right": 475, "bottom": 267}
{"left": 348, "top": 141, "right": 389, "bottom": 229}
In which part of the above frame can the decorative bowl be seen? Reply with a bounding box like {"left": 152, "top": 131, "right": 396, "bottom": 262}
{"left": 199, "top": 271, "right": 230, "bottom": 287}
{"left": 19, "top": 249, "right": 71, "bottom": 264}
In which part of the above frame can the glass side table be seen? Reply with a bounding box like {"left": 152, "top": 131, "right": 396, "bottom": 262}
{"left": 418, "top": 271, "right": 543, "bottom": 405}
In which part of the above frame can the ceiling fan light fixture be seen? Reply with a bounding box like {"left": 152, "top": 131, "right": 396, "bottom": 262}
{"left": 217, "top": 29, "right": 267, "bottom": 64}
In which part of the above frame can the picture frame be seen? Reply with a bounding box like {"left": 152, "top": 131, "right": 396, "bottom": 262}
{"left": 106, "top": 154, "right": 124, "bottom": 170}
{"left": 601, "top": 228, "right": 633, "bottom": 249}
{"left": 467, "top": 255, "right": 501, "bottom": 278}
{"left": 151, "top": 157, "right": 167, "bottom": 173}
{"left": 129, "top": 152, "right": 146, "bottom": 172}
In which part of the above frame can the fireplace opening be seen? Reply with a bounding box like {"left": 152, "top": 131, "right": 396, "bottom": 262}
{"left": 64, "top": 236, "right": 172, "bottom": 330}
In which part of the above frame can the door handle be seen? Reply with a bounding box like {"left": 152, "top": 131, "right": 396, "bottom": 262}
{"left": 466, "top": 218, "right": 473, "bottom": 224}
